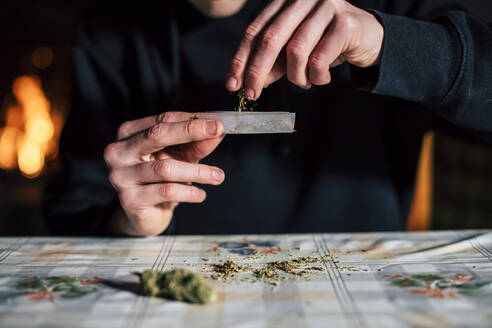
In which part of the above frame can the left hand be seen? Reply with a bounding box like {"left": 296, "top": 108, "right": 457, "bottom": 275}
{"left": 225, "top": 0, "right": 384, "bottom": 99}
{"left": 104, "top": 112, "right": 225, "bottom": 236}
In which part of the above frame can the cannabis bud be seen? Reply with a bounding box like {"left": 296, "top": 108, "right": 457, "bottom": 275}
{"left": 132, "top": 269, "right": 217, "bottom": 304}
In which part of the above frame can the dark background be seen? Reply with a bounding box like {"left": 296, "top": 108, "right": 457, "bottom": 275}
{"left": 0, "top": 0, "right": 98, "bottom": 235}
{"left": 0, "top": 0, "right": 490, "bottom": 236}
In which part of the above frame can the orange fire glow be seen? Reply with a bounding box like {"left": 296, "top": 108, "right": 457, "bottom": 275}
{"left": 18, "top": 138, "right": 45, "bottom": 178}
{"left": 0, "top": 75, "right": 64, "bottom": 178}
{"left": 0, "top": 126, "right": 21, "bottom": 170}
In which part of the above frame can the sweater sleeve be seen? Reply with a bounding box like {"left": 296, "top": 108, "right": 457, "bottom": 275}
{"left": 42, "top": 23, "right": 129, "bottom": 236}
{"left": 43, "top": 2, "right": 177, "bottom": 236}
{"left": 354, "top": 9, "right": 492, "bottom": 140}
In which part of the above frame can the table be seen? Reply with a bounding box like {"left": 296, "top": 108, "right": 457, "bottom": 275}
{"left": 0, "top": 230, "right": 491, "bottom": 327}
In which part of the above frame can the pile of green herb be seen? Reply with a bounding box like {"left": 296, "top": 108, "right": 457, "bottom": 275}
{"left": 133, "top": 269, "right": 217, "bottom": 304}
{"left": 253, "top": 257, "right": 326, "bottom": 282}
{"left": 252, "top": 266, "right": 279, "bottom": 280}
{"left": 211, "top": 259, "right": 245, "bottom": 280}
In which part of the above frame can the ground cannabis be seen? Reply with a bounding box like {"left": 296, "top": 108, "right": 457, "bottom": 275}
{"left": 209, "top": 256, "right": 327, "bottom": 284}
{"left": 252, "top": 266, "right": 279, "bottom": 280}
{"left": 253, "top": 257, "right": 326, "bottom": 281}
{"left": 133, "top": 269, "right": 217, "bottom": 304}
{"left": 211, "top": 259, "right": 245, "bottom": 280}
{"left": 236, "top": 87, "right": 256, "bottom": 112}
{"left": 204, "top": 245, "right": 362, "bottom": 285}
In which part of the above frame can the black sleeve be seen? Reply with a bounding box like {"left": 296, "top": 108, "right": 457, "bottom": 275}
{"left": 43, "top": 23, "right": 130, "bottom": 236}
{"left": 352, "top": 2, "right": 492, "bottom": 142}
{"left": 42, "top": 0, "right": 178, "bottom": 236}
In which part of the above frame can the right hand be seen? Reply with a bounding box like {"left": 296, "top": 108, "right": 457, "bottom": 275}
{"left": 226, "top": 0, "right": 384, "bottom": 98}
{"left": 103, "top": 111, "right": 225, "bottom": 236}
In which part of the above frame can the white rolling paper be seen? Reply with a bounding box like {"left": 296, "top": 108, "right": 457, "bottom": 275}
{"left": 195, "top": 111, "right": 296, "bottom": 134}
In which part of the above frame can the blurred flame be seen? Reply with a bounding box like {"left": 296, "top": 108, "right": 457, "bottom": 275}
{"left": 0, "top": 126, "right": 21, "bottom": 169}
{"left": 18, "top": 138, "right": 44, "bottom": 178}
{"left": 25, "top": 114, "right": 54, "bottom": 144}
{"left": 0, "top": 75, "right": 64, "bottom": 178}
{"left": 5, "top": 105, "right": 23, "bottom": 129}
{"left": 12, "top": 76, "right": 42, "bottom": 106}
{"left": 46, "top": 110, "right": 64, "bottom": 159}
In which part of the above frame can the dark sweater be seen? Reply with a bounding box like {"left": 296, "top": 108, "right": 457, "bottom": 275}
{"left": 43, "top": 0, "right": 492, "bottom": 235}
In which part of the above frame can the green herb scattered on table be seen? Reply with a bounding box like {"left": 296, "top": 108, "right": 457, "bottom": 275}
{"left": 211, "top": 259, "right": 245, "bottom": 280}
{"left": 209, "top": 256, "right": 327, "bottom": 284}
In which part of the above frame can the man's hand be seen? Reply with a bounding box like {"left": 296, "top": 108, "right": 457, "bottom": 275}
{"left": 104, "top": 112, "right": 225, "bottom": 236}
{"left": 226, "top": 0, "right": 384, "bottom": 98}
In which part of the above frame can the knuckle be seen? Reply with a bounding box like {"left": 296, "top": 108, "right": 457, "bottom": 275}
{"left": 244, "top": 22, "right": 261, "bottom": 42}
{"left": 230, "top": 57, "right": 245, "bottom": 72}
{"left": 286, "top": 40, "right": 307, "bottom": 62}
{"left": 325, "top": 0, "right": 345, "bottom": 10}
{"left": 195, "top": 165, "right": 205, "bottom": 180}
{"left": 309, "top": 53, "right": 326, "bottom": 70}
{"left": 150, "top": 159, "right": 164, "bottom": 177}
{"left": 245, "top": 67, "right": 262, "bottom": 83}
{"left": 155, "top": 159, "right": 174, "bottom": 179}
{"left": 260, "top": 28, "right": 280, "bottom": 49}
{"left": 325, "top": 0, "right": 341, "bottom": 6}
{"left": 337, "top": 13, "right": 360, "bottom": 34}
{"left": 185, "top": 119, "right": 195, "bottom": 138}
{"left": 117, "top": 122, "right": 131, "bottom": 139}
{"left": 146, "top": 123, "right": 162, "bottom": 142}
{"left": 103, "top": 143, "right": 118, "bottom": 164}
{"left": 155, "top": 112, "right": 170, "bottom": 124}
{"left": 159, "top": 184, "right": 176, "bottom": 201}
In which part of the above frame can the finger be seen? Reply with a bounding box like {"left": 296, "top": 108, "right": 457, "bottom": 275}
{"left": 120, "top": 183, "right": 206, "bottom": 209}
{"left": 166, "top": 134, "right": 225, "bottom": 163}
{"left": 112, "top": 159, "right": 225, "bottom": 187}
{"left": 308, "top": 21, "right": 345, "bottom": 85}
{"left": 243, "top": 0, "right": 318, "bottom": 100}
{"left": 117, "top": 112, "right": 198, "bottom": 140}
{"left": 226, "top": 0, "right": 288, "bottom": 92}
{"left": 330, "top": 55, "right": 346, "bottom": 67}
{"left": 286, "top": 1, "right": 334, "bottom": 88}
{"left": 264, "top": 50, "right": 287, "bottom": 87}
{"left": 107, "top": 119, "right": 224, "bottom": 167}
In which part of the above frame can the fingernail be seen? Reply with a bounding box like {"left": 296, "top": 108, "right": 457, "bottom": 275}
{"left": 206, "top": 121, "right": 218, "bottom": 135}
{"left": 212, "top": 169, "right": 223, "bottom": 182}
{"left": 245, "top": 88, "right": 255, "bottom": 100}
{"left": 226, "top": 76, "right": 237, "bottom": 90}
{"left": 199, "top": 189, "right": 207, "bottom": 200}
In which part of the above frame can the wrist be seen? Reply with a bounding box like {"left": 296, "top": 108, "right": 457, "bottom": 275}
{"left": 371, "top": 14, "right": 384, "bottom": 66}
{"left": 363, "top": 10, "right": 385, "bottom": 67}
{"left": 104, "top": 206, "right": 139, "bottom": 236}
{"left": 341, "top": 6, "right": 385, "bottom": 68}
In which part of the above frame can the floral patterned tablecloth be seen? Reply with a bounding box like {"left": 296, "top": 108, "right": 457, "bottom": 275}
{"left": 0, "top": 230, "right": 491, "bottom": 327}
